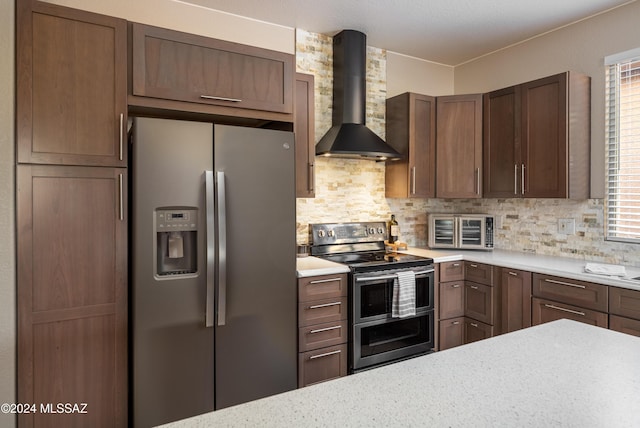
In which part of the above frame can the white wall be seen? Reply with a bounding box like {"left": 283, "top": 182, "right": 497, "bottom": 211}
{"left": 454, "top": 0, "right": 640, "bottom": 198}
{"left": 43, "top": 0, "right": 295, "bottom": 54}
{"left": 0, "top": 0, "right": 16, "bottom": 426}
{"left": 386, "top": 51, "right": 454, "bottom": 97}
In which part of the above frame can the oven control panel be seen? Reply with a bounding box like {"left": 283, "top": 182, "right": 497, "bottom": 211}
{"left": 309, "top": 222, "right": 388, "bottom": 245}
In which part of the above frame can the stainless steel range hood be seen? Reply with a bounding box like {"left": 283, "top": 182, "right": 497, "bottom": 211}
{"left": 315, "top": 30, "right": 402, "bottom": 161}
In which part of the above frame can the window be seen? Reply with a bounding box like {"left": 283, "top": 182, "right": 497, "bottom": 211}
{"left": 605, "top": 48, "right": 640, "bottom": 243}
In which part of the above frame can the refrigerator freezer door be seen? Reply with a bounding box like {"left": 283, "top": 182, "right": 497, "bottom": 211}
{"left": 213, "top": 124, "right": 297, "bottom": 409}
{"left": 132, "top": 117, "right": 214, "bottom": 427}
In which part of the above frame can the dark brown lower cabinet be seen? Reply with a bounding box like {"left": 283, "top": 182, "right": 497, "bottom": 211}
{"left": 464, "top": 281, "right": 494, "bottom": 325}
{"left": 609, "top": 315, "right": 640, "bottom": 337}
{"left": 17, "top": 165, "right": 127, "bottom": 427}
{"left": 532, "top": 297, "right": 608, "bottom": 328}
{"left": 298, "top": 344, "right": 348, "bottom": 387}
{"left": 501, "top": 268, "right": 532, "bottom": 333}
{"left": 464, "top": 319, "right": 493, "bottom": 344}
{"left": 297, "top": 274, "right": 348, "bottom": 387}
{"left": 439, "top": 316, "right": 465, "bottom": 350}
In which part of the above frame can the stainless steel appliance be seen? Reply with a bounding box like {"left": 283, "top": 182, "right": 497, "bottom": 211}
{"left": 428, "top": 214, "right": 495, "bottom": 250}
{"left": 310, "top": 222, "right": 435, "bottom": 373}
{"left": 131, "top": 117, "right": 297, "bottom": 427}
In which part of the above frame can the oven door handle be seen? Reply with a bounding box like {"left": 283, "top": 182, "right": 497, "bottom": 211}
{"left": 355, "top": 268, "right": 434, "bottom": 282}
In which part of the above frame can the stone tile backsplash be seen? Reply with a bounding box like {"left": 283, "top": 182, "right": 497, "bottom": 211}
{"left": 295, "top": 29, "right": 640, "bottom": 267}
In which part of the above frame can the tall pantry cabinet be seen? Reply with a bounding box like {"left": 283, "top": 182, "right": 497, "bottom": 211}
{"left": 16, "top": 1, "right": 128, "bottom": 426}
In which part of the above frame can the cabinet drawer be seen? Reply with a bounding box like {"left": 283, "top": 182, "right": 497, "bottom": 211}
{"left": 298, "top": 343, "right": 347, "bottom": 387}
{"left": 439, "top": 281, "right": 464, "bottom": 319}
{"left": 298, "top": 320, "right": 348, "bottom": 352}
{"left": 609, "top": 287, "right": 640, "bottom": 320}
{"left": 464, "top": 281, "right": 494, "bottom": 325}
{"left": 298, "top": 296, "right": 347, "bottom": 327}
{"left": 298, "top": 274, "right": 347, "bottom": 302}
{"left": 464, "top": 262, "right": 494, "bottom": 286}
{"left": 439, "top": 261, "right": 464, "bottom": 282}
{"left": 464, "top": 318, "right": 493, "bottom": 344}
{"left": 438, "top": 316, "right": 465, "bottom": 351}
{"left": 609, "top": 315, "right": 640, "bottom": 338}
{"left": 131, "top": 23, "right": 293, "bottom": 114}
{"left": 531, "top": 297, "right": 608, "bottom": 328}
{"left": 532, "top": 274, "right": 608, "bottom": 312}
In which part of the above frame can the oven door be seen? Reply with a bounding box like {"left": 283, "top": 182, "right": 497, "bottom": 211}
{"left": 352, "top": 311, "right": 434, "bottom": 372}
{"left": 353, "top": 267, "right": 434, "bottom": 324}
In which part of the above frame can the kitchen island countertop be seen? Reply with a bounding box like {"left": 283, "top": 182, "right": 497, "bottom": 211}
{"left": 158, "top": 319, "right": 640, "bottom": 427}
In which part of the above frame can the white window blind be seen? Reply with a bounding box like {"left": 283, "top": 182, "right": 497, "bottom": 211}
{"left": 605, "top": 51, "right": 640, "bottom": 243}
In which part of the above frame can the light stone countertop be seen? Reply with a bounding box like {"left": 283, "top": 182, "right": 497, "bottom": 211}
{"left": 296, "top": 248, "right": 640, "bottom": 291}
{"left": 400, "top": 248, "right": 640, "bottom": 292}
{"left": 157, "top": 319, "right": 640, "bottom": 428}
{"left": 296, "top": 256, "right": 350, "bottom": 277}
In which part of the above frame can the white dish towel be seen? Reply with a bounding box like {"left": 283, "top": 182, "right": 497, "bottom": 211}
{"left": 392, "top": 270, "right": 416, "bottom": 318}
{"left": 584, "top": 262, "right": 626, "bottom": 277}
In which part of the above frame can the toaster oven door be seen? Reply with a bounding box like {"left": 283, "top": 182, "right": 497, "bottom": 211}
{"left": 429, "top": 216, "right": 457, "bottom": 248}
{"left": 458, "top": 216, "right": 486, "bottom": 249}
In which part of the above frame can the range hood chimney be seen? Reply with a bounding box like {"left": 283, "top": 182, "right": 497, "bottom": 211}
{"left": 315, "top": 30, "right": 402, "bottom": 161}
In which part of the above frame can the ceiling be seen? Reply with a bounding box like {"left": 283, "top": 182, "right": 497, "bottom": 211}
{"left": 179, "top": 0, "right": 635, "bottom": 66}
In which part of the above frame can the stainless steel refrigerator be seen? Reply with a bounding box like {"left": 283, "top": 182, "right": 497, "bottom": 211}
{"left": 131, "top": 117, "right": 297, "bottom": 427}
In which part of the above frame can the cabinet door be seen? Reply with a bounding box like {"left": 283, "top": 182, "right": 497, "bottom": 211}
{"left": 609, "top": 287, "right": 640, "bottom": 320}
{"left": 521, "top": 74, "right": 567, "bottom": 198}
{"left": 531, "top": 297, "right": 608, "bottom": 328}
{"left": 464, "top": 261, "right": 494, "bottom": 286}
{"left": 483, "top": 86, "right": 520, "bottom": 197}
{"left": 16, "top": 1, "right": 127, "bottom": 167}
{"left": 609, "top": 315, "right": 640, "bottom": 338}
{"left": 464, "top": 319, "right": 493, "bottom": 344}
{"left": 385, "top": 93, "right": 436, "bottom": 198}
{"left": 436, "top": 94, "right": 483, "bottom": 198}
{"left": 131, "top": 23, "right": 294, "bottom": 114}
{"left": 298, "top": 344, "right": 347, "bottom": 387}
{"left": 439, "top": 317, "right": 465, "bottom": 350}
{"left": 439, "top": 281, "right": 465, "bottom": 319}
{"left": 464, "top": 282, "right": 494, "bottom": 325}
{"left": 17, "top": 165, "right": 127, "bottom": 427}
{"left": 295, "top": 73, "right": 315, "bottom": 197}
{"left": 439, "top": 261, "right": 464, "bottom": 282}
{"left": 501, "top": 268, "right": 532, "bottom": 333}
{"left": 532, "top": 273, "right": 608, "bottom": 312}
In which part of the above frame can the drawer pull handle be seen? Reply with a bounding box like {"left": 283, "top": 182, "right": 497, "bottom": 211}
{"left": 544, "top": 279, "right": 586, "bottom": 289}
{"left": 452, "top": 321, "right": 460, "bottom": 325}
{"left": 470, "top": 322, "right": 479, "bottom": 328}
{"left": 309, "top": 349, "right": 341, "bottom": 360}
{"left": 452, "top": 263, "right": 461, "bottom": 267}
{"left": 469, "top": 264, "right": 478, "bottom": 268}
{"left": 200, "top": 95, "right": 242, "bottom": 103}
{"left": 544, "top": 304, "right": 585, "bottom": 317}
{"left": 309, "top": 325, "right": 341, "bottom": 334}
{"left": 508, "top": 272, "right": 518, "bottom": 276}
{"left": 309, "top": 278, "right": 341, "bottom": 285}
{"left": 308, "top": 302, "right": 341, "bottom": 310}
{"left": 469, "top": 285, "right": 479, "bottom": 290}
{"left": 452, "top": 284, "right": 461, "bottom": 288}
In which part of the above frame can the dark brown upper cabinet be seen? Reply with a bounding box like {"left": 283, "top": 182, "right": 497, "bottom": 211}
{"left": 16, "top": 1, "right": 128, "bottom": 167}
{"left": 436, "top": 94, "right": 483, "bottom": 198}
{"left": 130, "top": 23, "right": 294, "bottom": 121}
{"left": 295, "top": 73, "right": 315, "bottom": 198}
{"left": 483, "top": 72, "right": 590, "bottom": 199}
{"left": 385, "top": 92, "right": 436, "bottom": 198}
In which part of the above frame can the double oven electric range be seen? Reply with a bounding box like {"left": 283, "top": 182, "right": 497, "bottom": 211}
{"left": 309, "top": 222, "right": 435, "bottom": 373}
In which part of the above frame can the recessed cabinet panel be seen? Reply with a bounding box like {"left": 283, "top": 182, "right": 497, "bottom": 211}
{"left": 131, "top": 23, "right": 294, "bottom": 114}
{"left": 17, "top": 2, "right": 127, "bottom": 166}
{"left": 436, "top": 94, "right": 483, "bottom": 198}
{"left": 438, "top": 317, "right": 465, "bottom": 350}
{"left": 532, "top": 297, "right": 608, "bottom": 328}
{"left": 464, "top": 282, "right": 494, "bottom": 325}
{"left": 295, "top": 73, "right": 315, "bottom": 197}
{"left": 385, "top": 93, "right": 436, "bottom": 198}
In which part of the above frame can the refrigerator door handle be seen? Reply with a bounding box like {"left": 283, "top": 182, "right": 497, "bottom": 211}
{"left": 205, "top": 171, "right": 215, "bottom": 328}
{"left": 216, "top": 171, "right": 228, "bottom": 326}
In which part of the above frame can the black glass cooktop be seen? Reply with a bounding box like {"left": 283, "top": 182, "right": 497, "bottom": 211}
{"left": 319, "top": 251, "right": 433, "bottom": 273}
